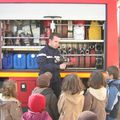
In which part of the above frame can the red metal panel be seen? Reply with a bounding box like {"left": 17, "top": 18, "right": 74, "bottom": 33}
{"left": 17, "top": 80, "right": 30, "bottom": 106}
{"left": 0, "top": 0, "right": 110, "bottom": 4}
{"left": 107, "top": 0, "right": 119, "bottom": 67}
{"left": 10, "top": 77, "right": 36, "bottom": 107}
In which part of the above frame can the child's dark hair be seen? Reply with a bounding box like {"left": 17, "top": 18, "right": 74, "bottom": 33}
{"left": 107, "top": 66, "right": 119, "bottom": 79}
{"left": 49, "top": 33, "right": 61, "bottom": 40}
{"left": 36, "top": 72, "right": 52, "bottom": 88}
{"left": 88, "top": 71, "right": 106, "bottom": 89}
{"left": 62, "top": 74, "right": 84, "bottom": 95}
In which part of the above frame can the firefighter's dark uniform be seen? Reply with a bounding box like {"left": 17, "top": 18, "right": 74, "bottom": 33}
{"left": 37, "top": 45, "right": 62, "bottom": 97}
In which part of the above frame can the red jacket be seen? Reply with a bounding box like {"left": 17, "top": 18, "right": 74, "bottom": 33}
{"left": 21, "top": 110, "right": 52, "bottom": 120}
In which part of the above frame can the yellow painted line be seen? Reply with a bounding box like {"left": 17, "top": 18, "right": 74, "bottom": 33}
{"left": 0, "top": 72, "right": 91, "bottom": 78}
{"left": 0, "top": 72, "right": 39, "bottom": 77}
{"left": 60, "top": 72, "right": 91, "bottom": 78}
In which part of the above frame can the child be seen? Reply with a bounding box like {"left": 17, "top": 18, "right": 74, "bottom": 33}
{"left": 105, "top": 66, "right": 120, "bottom": 120}
{"left": 21, "top": 94, "right": 52, "bottom": 120}
{"left": 0, "top": 80, "right": 22, "bottom": 120}
{"left": 58, "top": 74, "right": 85, "bottom": 120}
{"left": 83, "top": 71, "right": 107, "bottom": 120}
{"left": 78, "top": 111, "right": 98, "bottom": 120}
{"left": 32, "top": 72, "right": 59, "bottom": 120}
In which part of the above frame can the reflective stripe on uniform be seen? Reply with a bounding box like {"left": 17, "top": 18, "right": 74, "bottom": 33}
{"left": 37, "top": 54, "right": 60, "bottom": 59}
{"left": 47, "top": 56, "right": 53, "bottom": 58}
{"left": 37, "top": 53, "right": 53, "bottom": 59}
{"left": 37, "top": 53, "right": 47, "bottom": 57}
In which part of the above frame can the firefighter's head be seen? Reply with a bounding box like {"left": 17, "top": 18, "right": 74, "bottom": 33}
{"left": 48, "top": 33, "right": 61, "bottom": 49}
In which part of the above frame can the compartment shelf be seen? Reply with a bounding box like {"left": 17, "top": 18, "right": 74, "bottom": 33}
{"left": 2, "top": 46, "right": 44, "bottom": 51}
{"left": 62, "top": 54, "right": 104, "bottom": 57}
{"left": 0, "top": 19, "right": 105, "bottom": 70}
{"left": 60, "top": 39, "right": 104, "bottom": 43}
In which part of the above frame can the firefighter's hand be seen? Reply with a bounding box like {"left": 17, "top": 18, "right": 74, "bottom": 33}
{"left": 59, "top": 63, "right": 67, "bottom": 70}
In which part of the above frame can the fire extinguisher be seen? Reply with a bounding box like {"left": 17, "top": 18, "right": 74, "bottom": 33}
{"left": 69, "top": 56, "right": 79, "bottom": 67}
{"left": 85, "top": 49, "right": 90, "bottom": 68}
{"left": 89, "top": 44, "right": 96, "bottom": 67}
{"left": 68, "top": 44, "right": 79, "bottom": 67}
{"left": 79, "top": 48, "right": 85, "bottom": 68}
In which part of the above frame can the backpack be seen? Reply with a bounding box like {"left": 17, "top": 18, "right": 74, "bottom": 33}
{"left": 108, "top": 82, "right": 120, "bottom": 118}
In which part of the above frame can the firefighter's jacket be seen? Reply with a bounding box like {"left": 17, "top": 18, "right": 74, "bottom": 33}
{"left": 37, "top": 45, "right": 62, "bottom": 83}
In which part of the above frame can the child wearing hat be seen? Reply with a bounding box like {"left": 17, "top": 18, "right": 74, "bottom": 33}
{"left": 21, "top": 94, "right": 52, "bottom": 120}
{"left": 32, "top": 72, "right": 59, "bottom": 120}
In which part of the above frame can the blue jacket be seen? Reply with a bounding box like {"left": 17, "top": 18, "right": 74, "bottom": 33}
{"left": 106, "top": 79, "right": 120, "bottom": 118}
{"left": 36, "top": 45, "right": 62, "bottom": 83}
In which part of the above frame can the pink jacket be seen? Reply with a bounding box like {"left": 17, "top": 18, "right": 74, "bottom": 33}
{"left": 21, "top": 110, "right": 52, "bottom": 120}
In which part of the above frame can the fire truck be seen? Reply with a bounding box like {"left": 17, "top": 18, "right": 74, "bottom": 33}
{"left": 0, "top": 0, "right": 118, "bottom": 107}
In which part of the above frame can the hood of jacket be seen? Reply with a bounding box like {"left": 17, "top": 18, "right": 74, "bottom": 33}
{"left": 0, "top": 93, "right": 21, "bottom": 106}
{"left": 0, "top": 98, "right": 8, "bottom": 107}
{"left": 63, "top": 91, "right": 84, "bottom": 105}
{"left": 58, "top": 92, "right": 84, "bottom": 120}
{"left": 88, "top": 87, "right": 106, "bottom": 101}
{"left": 32, "top": 87, "right": 54, "bottom": 96}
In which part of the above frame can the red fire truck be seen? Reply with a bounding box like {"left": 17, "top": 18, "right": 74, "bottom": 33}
{"left": 0, "top": 0, "right": 118, "bottom": 107}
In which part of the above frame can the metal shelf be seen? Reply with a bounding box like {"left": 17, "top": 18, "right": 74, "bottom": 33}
{"left": 2, "top": 46, "right": 44, "bottom": 51}
{"left": 3, "top": 36, "right": 49, "bottom": 39}
{"left": 60, "top": 39, "right": 104, "bottom": 43}
{"left": 66, "top": 67, "right": 97, "bottom": 70}
{"left": 3, "top": 37, "right": 104, "bottom": 43}
{"left": 62, "top": 54, "right": 104, "bottom": 57}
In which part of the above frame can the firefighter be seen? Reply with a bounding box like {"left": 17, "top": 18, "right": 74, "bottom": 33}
{"left": 37, "top": 33, "right": 67, "bottom": 97}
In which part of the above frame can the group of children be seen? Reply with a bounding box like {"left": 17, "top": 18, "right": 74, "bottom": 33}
{"left": 0, "top": 65, "right": 120, "bottom": 120}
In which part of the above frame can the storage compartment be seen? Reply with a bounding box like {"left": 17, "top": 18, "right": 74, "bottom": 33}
{"left": 1, "top": 20, "right": 105, "bottom": 71}
{"left": 59, "top": 42, "right": 104, "bottom": 70}
{"left": 13, "top": 54, "right": 26, "bottom": 69}
{"left": 27, "top": 53, "right": 38, "bottom": 69}
{"left": 2, "top": 53, "right": 13, "bottom": 69}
